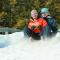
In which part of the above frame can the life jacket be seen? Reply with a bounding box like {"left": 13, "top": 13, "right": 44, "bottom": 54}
{"left": 28, "top": 18, "right": 47, "bottom": 33}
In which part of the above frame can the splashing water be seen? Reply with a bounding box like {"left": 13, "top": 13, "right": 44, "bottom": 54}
{"left": 0, "top": 31, "right": 60, "bottom": 60}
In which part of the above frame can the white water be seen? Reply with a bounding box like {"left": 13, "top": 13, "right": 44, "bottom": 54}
{"left": 0, "top": 31, "right": 60, "bottom": 60}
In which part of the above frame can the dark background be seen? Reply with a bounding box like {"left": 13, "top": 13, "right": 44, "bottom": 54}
{"left": 0, "top": 0, "right": 60, "bottom": 30}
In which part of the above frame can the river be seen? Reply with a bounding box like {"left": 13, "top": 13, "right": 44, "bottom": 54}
{"left": 0, "top": 31, "right": 60, "bottom": 60}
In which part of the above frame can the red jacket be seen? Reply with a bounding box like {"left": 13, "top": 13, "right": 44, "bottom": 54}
{"left": 28, "top": 18, "right": 47, "bottom": 33}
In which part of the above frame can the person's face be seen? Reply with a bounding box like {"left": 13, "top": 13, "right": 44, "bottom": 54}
{"left": 31, "top": 12, "right": 38, "bottom": 19}
{"left": 41, "top": 13, "right": 48, "bottom": 18}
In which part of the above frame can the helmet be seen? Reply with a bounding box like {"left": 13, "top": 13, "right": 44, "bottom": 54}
{"left": 41, "top": 8, "right": 49, "bottom": 13}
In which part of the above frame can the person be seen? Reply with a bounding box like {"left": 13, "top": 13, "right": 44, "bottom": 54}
{"left": 40, "top": 8, "right": 58, "bottom": 37}
{"left": 24, "top": 10, "right": 49, "bottom": 40}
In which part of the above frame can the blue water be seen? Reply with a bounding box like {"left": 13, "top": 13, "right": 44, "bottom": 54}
{"left": 0, "top": 31, "right": 24, "bottom": 48}
{"left": 0, "top": 30, "right": 59, "bottom": 48}
{"left": 0, "top": 36, "right": 9, "bottom": 48}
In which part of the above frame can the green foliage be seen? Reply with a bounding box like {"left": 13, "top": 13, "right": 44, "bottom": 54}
{"left": 0, "top": 0, "right": 60, "bottom": 30}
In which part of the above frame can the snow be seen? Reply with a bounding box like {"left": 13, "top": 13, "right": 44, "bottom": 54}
{"left": 0, "top": 31, "right": 60, "bottom": 60}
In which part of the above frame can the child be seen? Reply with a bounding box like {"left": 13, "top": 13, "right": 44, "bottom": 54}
{"left": 24, "top": 10, "right": 48, "bottom": 40}
{"left": 40, "top": 8, "right": 57, "bottom": 37}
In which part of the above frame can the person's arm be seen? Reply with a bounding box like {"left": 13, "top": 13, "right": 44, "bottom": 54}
{"left": 42, "top": 19, "right": 50, "bottom": 38}
{"left": 24, "top": 19, "right": 32, "bottom": 37}
{"left": 49, "top": 17, "right": 58, "bottom": 33}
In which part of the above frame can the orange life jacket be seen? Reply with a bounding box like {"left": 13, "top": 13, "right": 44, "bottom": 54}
{"left": 28, "top": 18, "right": 47, "bottom": 33}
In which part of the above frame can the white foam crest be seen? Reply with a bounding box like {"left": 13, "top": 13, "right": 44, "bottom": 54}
{"left": 0, "top": 31, "right": 60, "bottom": 60}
